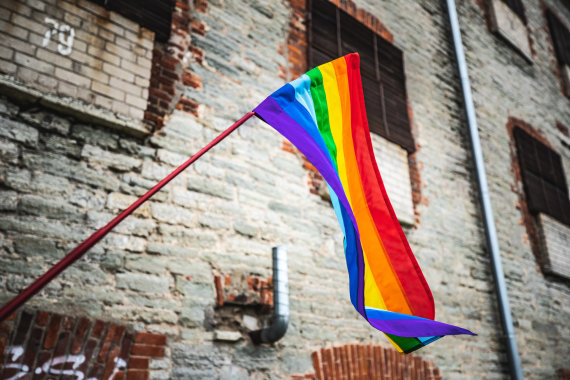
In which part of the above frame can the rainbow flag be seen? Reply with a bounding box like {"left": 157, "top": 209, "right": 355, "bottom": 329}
{"left": 254, "top": 53, "right": 474, "bottom": 353}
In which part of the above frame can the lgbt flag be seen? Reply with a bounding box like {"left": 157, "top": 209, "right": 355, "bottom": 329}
{"left": 254, "top": 53, "right": 474, "bottom": 353}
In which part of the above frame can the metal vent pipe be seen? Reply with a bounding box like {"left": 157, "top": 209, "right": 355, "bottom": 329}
{"left": 250, "top": 246, "right": 289, "bottom": 344}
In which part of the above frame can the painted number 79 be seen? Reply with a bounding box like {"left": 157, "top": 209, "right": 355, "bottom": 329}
{"left": 42, "top": 17, "right": 75, "bottom": 56}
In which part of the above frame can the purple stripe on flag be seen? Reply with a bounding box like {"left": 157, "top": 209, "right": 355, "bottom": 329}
{"left": 255, "top": 96, "right": 367, "bottom": 317}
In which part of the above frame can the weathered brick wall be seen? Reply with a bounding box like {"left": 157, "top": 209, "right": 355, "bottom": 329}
{"left": 1, "top": 0, "right": 569, "bottom": 379}
{"left": 0, "top": 309, "right": 168, "bottom": 379}
{"left": 1, "top": 0, "right": 153, "bottom": 126}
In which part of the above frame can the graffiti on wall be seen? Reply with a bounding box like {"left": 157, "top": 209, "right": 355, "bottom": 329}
{"left": 0, "top": 310, "right": 167, "bottom": 380}
{"left": 3, "top": 345, "right": 126, "bottom": 380}
{"left": 42, "top": 17, "right": 75, "bottom": 55}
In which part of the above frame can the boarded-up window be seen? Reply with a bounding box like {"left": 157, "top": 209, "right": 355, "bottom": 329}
{"left": 89, "top": 0, "right": 174, "bottom": 42}
{"left": 308, "top": 0, "right": 414, "bottom": 153}
{"left": 501, "top": 0, "right": 526, "bottom": 22}
{"left": 546, "top": 10, "right": 570, "bottom": 67}
{"left": 514, "top": 127, "right": 570, "bottom": 225}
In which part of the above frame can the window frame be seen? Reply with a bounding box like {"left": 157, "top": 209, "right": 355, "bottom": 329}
{"left": 307, "top": 0, "right": 415, "bottom": 153}
{"left": 88, "top": 0, "right": 174, "bottom": 42}
{"left": 501, "top": 0, "right": 526, "bottom": 23}
{"left": 514, "top": 127, "right": 570, "bottom": 226}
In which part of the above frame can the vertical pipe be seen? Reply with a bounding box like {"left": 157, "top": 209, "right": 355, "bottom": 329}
{"left": 445, "top": 1, "right": 523, "bottom": 378}
{"left": 250, "top": 246, "right": 289, "bottom": 343}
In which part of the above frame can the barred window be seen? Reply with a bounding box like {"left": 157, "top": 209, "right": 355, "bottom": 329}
{"left": 308, "top": 0, "right": 414, "bottom": 153}
{"left": 514, "top": 127, "right": 570, "bottom": 225}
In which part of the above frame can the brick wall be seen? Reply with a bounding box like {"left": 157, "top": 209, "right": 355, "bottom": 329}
{"left": 0, "top": 0, "right": 154, "bottom": 130}
{"left": 0, "top": 309, "right": 168, "bottom": 379}
{"left": 307, "top": 344, "right": 441, "bottom": 380}
{"left": 1, "top": 0, "right": 570, "bottom": 379}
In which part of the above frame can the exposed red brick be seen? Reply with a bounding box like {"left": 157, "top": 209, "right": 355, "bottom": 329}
{"left": 88, "top": 363, "right": 105, "bottom": 379}
{"left": 0, "top": 324, "right": 9, "bottom": 365}
{"left": 194, "top": 0, "right": 207, "bottom": 13}
{"left": 119, "top": 333, "right": 134, "bottom": 362}
{"left": 312, "top": 351, "right": 323, "bottom": 380}
{"left": 134, "top": 332, "right": 167, "bottom": 346}
{"left": 64, "top": 316, "right": 75, "bottom": 330}
{"left": 302, "top": 161, "right": 318, "bottom": 173}
{"left": 102, "top": 346, "right": 122, "bottom": 380}
{"left": 33, "top": 352, "right": 52, "bottom": 379}
{"left": 43, "top": 313, "right": 62, "bottom": 349}
{"left": 113, "top": 325, "right": 126, "bottom": 345}
{"left": 191, "top": 19, "right": 206, "bottom": 35}
{"left": 144, "top": 0, "right": 195, "bottom": 131}
{"left": 176, "top": 1, "right": 190, "bottom": 11}
{"left": 77, "top": 338, "right": 99, "bottom": 375}
{"left": 176, "top": 97, "right": 199, "bottom": 115}
{"left": 127, "top": 356, "right": 150, "bottom": 369}
{"left": 22, "top": 327, "right": 43, "bottom": 369}
{"left": 282, "top": 141, "right": 297, "bottom": 154}
{"left": 130, "top": 343, "right": 165, "bottom": 357}
{"left": 182, "top": 70, "right": 202, "bottom": 88}
{"left": 13, "top": 311, "right": 34, "bottom": 346}
{"left": 52, "top": 331, "right": 71, "bottom": 360}
{"left": 408, "top": 150, "right": 423, "bottom": 224}
{"left": 98, "top": 324, "right": 118, "bottom": 362}
{"left": 189, "top": 45, "right": 204, "bottom": 63}
{"left": 36, "top": 311, "right": 50, "bottom": 326}
{"left": 71, "top": 317, "right": 91, "bottom": 354}
{"left": 214, "top": 273, "right": 224, "bottom": 307}
{"left": 91, "top": 320, "right": 106, "bottom": 339}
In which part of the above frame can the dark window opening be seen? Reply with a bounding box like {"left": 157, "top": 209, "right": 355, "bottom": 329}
{"left": 546, "top": 10, "right": 570, "bottom": 67}
{"left": 89, "top": 0, "right": 174, "bottom": 42}
{"left": 501, "top": 0, "right": 526, "bottom": 23}
{"left": 514, "top": 127, "right": 570, "bottom": 225}
{"left": 308, "top": 0, "right": 415, "bottom": 153}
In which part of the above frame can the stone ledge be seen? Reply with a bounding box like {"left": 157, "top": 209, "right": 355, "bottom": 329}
{"left": 0, "top": 75, "right": 151, "bottom": 138}
{"left": 488, "top": 0, "right": 533, "bottom": 63}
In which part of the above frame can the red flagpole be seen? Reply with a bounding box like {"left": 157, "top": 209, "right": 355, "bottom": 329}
{"left": 0, "top": 111, "right": 256, "bottom": 321}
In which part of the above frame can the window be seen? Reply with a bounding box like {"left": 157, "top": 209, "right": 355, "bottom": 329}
{"left": 487, "top": 0, "right": 531, "bottom": 60}
{"left": 546, "top": 10, "right": 570, "bottom": 67}
{"left": 308, "top": 0, "right": 414, "bottom": 153}
{"left": 545, "top": 9, "right": 570, "bottom": 96}
{"left": 514, "top": 127, "right": 570, "bottom": 225}
{"left": 89, "top": 0, "right": 174, "bottom": 42}
{"left": 502, "top": 0, "right": 526, "bottom": 23}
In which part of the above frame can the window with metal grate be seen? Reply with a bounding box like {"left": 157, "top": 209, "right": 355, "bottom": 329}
{"left": 546, "top": 10, "right": 570, "bottom": 67}
{"left": 514, "top": 127, "right": 570, "bottom": 226}
{"left": 308, "top": 0, "right": 415, "bottom": 153}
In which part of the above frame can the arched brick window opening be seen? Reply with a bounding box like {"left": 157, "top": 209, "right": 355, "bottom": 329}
{"left": 292, "top": 344, "right": 441, "bottom": 380}
{"left": 0, "top": 309, "right": 168, "bottom": 380}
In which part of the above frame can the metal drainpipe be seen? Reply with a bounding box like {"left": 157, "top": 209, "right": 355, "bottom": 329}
{"left": 250, "top": 246, "right": 289, "bottom": 344}
{"left": 445, "top": 1, "right": 523, "bottom": 379}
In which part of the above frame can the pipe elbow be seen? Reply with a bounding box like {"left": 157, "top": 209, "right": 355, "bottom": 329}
{"left": 250, "top": 314, "right": 289, "bottom": 344}
{"left": 250, "top": 246, "right": 289, "bottom": 344}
